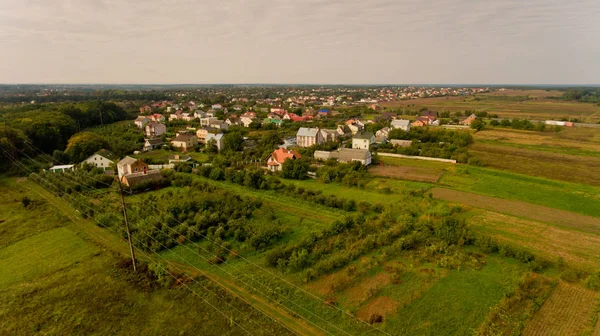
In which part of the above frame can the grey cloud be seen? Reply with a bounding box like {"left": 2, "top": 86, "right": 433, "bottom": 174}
{"left": 0, "top": 0, "right": 599, "bottom": 84}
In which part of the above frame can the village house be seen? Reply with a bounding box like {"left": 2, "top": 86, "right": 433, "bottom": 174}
{"left": 391, "top": 119, "right": 411, "bottom": 131}
{"left": 134, "top": 116, "right": 150, "bottom": 129}
{"left": 411, "top": 117, "right": 430, "bottom": 127}
{"left": 211, "top": 104, "right": 223, "bottom": 110}
{"left": 117, "top": 156, "right": 149, "bottom": 178}
{"left": 240, "top": 117, "right": 254, "bottom": 128}
{"left": 266, "top": 148, "right": 301, "bottom": 172}
{"left": 270, "top": 107, "right": 286, "bottom": 115}
{"left": 145, "top": 121, "right": 166, "bottom": 138}
{"left": 226, "top": 116, "right": 241, "bottom": 126}
{"left": 336, "top": 125, "right": 352, "bottom": 137}
{"left": 375, "top": 127, "right": 390, "bottom": 143}
{"left": 205, "top": 133, "right": 224, "bottom": 151}
{"left": 83, "top": 149, "right": 117, "bottom": 171}
{"left": 314, "top": 148, "right": 371, "bottom": 166}
{"left": 143, "top": 138, "right": 163, "bottom": 151}
{"left": 140, "top": 105, "right": 152, "bottom": 113}
{"left": 296, "top": 127, "right": 323, "bottom": 147}
{"left": 121, "top": 170, "right": 163, "bottom": 187}
{"left": 170, "top": 134, "right": 198, "bottom": 152}
{"left": 352, "top": 132, "right": 375, "bottom": 149}
{"left": 319, "top": 129, "right": 338, "bottom": 142}
{"left": 460, "top": 113, "right": 477, "bottom": 126}
{"left": 148, "top": 114, "right": 165, "bottom": 122}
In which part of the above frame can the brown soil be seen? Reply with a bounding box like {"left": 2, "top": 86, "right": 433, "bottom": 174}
{"left": 343, "top": 272, "right": 391, "bottom": 307}
{"left": 369, "top": 165, "right": 442, "bottom": 183}
{"left": 356, "top": 296, "right": 399, "bottom": 322}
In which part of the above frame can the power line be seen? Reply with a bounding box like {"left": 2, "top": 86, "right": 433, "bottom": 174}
{"left": 1, "top": 152, "right": 276, "bottom": 336}
{"left": 7, "top": 145, "right": 335, "bottom": 336}
{"left": 8, "top": 137, "right": 391, "bottom": 335}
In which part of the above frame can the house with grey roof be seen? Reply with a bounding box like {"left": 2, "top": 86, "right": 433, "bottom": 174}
{"left": 83, "top": 149, "right": 117, "bottom": 171}
{"left": 352, "top": 132, "right": 375, "bottom": 150}
{"left": 296, "top": 127, "right": 323, "bottom": 147}
{"left": 205, "top": 133, "right": 224, "bottom": 151}
{"left": 391, "top": 119, "right": 411, "bottom": 131}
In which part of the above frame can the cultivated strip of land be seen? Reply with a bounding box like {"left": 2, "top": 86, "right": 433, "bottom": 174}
{"left": 431, "top": 188, "right": 600, "bottom": 235}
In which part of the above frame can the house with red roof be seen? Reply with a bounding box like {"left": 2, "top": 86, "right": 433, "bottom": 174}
{"left": 266, "top": 148, "right": 301, "bottom": 172}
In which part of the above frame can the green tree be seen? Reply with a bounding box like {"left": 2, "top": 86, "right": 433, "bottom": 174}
{"left": 65, "top": 132, "right": 109, "bottom": 162}
{"left": 470, "top": 118, "right": 485, "bottom": 131}
{"left": 223, "top": 131, "right": 244, "bottom": 152}
{"left": 282, "top": 159, "right": 309, "bottom": 180}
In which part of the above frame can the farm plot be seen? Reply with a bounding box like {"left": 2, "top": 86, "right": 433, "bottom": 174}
{"left": 439, "top": 166, "right": 600, "bottom": 218}
{"left": 369, "top": 165, "right": 443, "bottom": 182}
{"left": 371, "top": 156, "right": 451, "bottom": 182}
{"left": 431, "top": 188, "right": 600, "bottom": 235}
{"left": 474, "top": 128, "right": 600, "bottom": 158}
{"left": 523, "top": 282, "right": 599, "bottom": 336}
{"left": 469, "top": 143, "right": 600, "bottom": 186}
{"left": 468, "top": 211, "right": 600, "bottom": 268}
{"left": 379, "top": 90, "right": 600, "bottom": 122}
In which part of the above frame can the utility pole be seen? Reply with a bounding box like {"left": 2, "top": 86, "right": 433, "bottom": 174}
{"left": 118, "top": 178, "right": 137, "bottom": 271}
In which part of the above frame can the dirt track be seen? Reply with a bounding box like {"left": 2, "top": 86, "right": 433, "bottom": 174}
{"left": 431, "top": 188, "right": 600, "bottom": 235}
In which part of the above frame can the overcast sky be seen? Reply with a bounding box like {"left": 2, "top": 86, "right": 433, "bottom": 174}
{"left": 1, "top": 0, "right": 599, "bottom": 84}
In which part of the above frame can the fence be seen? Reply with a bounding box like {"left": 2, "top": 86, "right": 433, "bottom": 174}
{"left": 377, "top": 152, "right": 457, "bottom": 163}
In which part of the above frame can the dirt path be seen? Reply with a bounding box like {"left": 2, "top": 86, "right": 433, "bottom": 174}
{"left": 27, "top": 179, "right": 326, "bottom": 336}
{"left": 431, "top": 187, "right": 600, "bottom": 235}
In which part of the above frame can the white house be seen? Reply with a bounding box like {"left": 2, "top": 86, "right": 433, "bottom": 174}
{"left": 352, "top": 132, "right": 375, "bottom": 149}
{"left": 391, "top": 119, "right": 411, "bottom": 132}
{"left": 240, "top": 117, "right": 254, "bottom": 128}
{"left": 145, "top": 122, "right": 166, "bottom": 138}
{"left": 296, "top": 127, "right": 323, "bottom": 147}
{"left": 375, "top": 127, "right": 390, "bottom": 143}
{"left": 83, "top": 149, "right": 117, "bottom": 170}
{"left": 134, "top": 116, "right": 150, "bottom": 129}
{"left": 205, "top": 133, "right": 224, "bottom": 151}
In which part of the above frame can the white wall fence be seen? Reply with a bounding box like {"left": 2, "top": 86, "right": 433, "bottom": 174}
{"left": 377, "top": 152, "right": 457, "bottom": 163}
{"left": 149, "top": 164, "right": 175, "bottom": 170}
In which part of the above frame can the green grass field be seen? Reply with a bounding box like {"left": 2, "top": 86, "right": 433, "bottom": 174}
{"left": 439, "top": 165, "right": 600, "bottom": 217}
{"left": 0, "top": 179, "right": 297, "bottom": 336}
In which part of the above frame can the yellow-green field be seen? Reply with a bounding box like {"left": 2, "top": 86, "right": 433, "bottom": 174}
{"left": 379, "top": 89, "right": 600, "bottom": 122}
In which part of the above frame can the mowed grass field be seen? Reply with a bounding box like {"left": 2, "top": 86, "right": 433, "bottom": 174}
{"left": 379, "top": 89, "right": 600, "bottom": 122}
{"left": 0, "top": 178, "right": 294, "bottom": 336}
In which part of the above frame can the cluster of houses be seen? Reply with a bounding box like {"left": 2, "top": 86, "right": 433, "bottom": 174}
{"left": 47, "top": 149, "right": 164, "bottom": 188}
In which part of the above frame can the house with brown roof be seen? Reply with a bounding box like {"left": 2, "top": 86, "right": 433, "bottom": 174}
{"left": 117, "top": 156, "right": 149, "bottom": 178}
{"left": 460, "top": 113, "right": 477, "bottom": 126}
{"left": 121, "top": 170, "right": 163, "bottom": 188}
{"left": 171, "top": 134, "right": 198, "bottom": 152}
{"left": 266, "top": 148, "right": 301, "bottom": 172}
